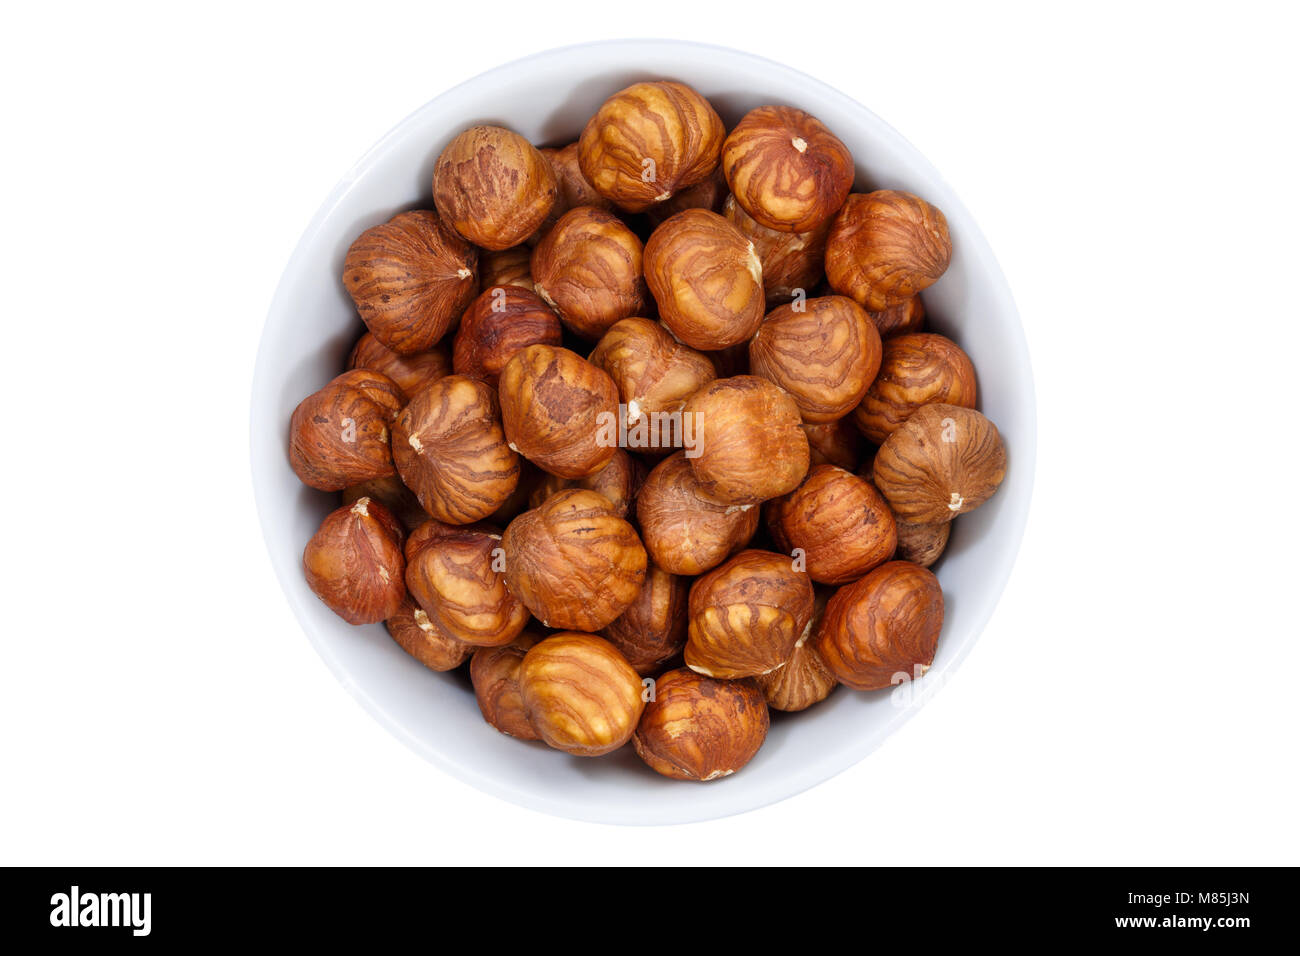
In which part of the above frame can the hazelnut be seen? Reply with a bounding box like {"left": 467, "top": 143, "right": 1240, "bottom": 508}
{"left": 636, "top": 451, "right": 760, "bottom": 576}
{"left": 405, "top": 519, "right": 528, "bottom": 648}
{"left": 528, "top": 448, "right": 643, "bottom": 519}
{"left": 392, "top": 374, "right": 520, "bottom": 524}
{"left": 749, "top": 295, "right": 883, "bottom": 423}
{"left": 643, "top": 209, "right": 765, "bottom": 350}
{"left": 497, "top": 344, "right": 619, "bottom": 479}
{"left": 602, "top": 563, "right": 689, "bottom": 676}
{"left": 683, "top": 375, "right": 810, "bottom": 505}
{"left": 288, "top": 369, "right": 403, "bottom": 492}
{"left": 802, "top": 418, "right": 864, "bottom": 471}
{"left": 685, "top": 549, "right": 815, "bottom": 679}
{"left": 530, "top": 207, "right": 646, "bottom": 339}
{"left": 814, "top": 560, "right": 943, "bottom": 691}
{"left": 755, "top": 590, "right": 836, "bottom": 711}
{"left": 470, "top": 633, "right": 542, "bottom": 740}
{"left": 578, "top": 81, "right": 725, "bottom": 213}
{"left": 770, "top": 465, "right": 897, "bottom": 584}
{"left": 501, "top": 488, "right": 647, "bottom": 631}
{"left": 480, "top": 245, "right": 535, "bottom": 291}
{"left": 826, "top": 190, "right": 952, "bottom": 311}
{"left": 341, "top": 475, "right": 429, "bottom": 532}
{"left": 646, "top": 166, "right": 727, "bottom": 228}
{"left": 588, "top": 317, "right": 717, "bottom": 454}
{"left": 432, "top": 126, "right": 557, "bottom": 250}
{"left": 518, "top": 632, "right": 646, "bottom": 756}
{"left": 633, "top": 669, "right": 769, "bottom": 780}
{"left": 722, "top": 193, "right": 830, "bottom": 304}
{"left": 385, "top": 594, "right": 473, "bottom": 672}
{"left": 539, "top": 142, "right": 614, "bottom": 232}
{"left": 869, "top": 295, "right": 926, "bottom": 338}
{"left": 853, "top": 333, "right": 977, "bottom": 444}
{"left": 873, "top": 404, "right": 1007, "bottom": 523}
{"left": 343, "top": 209, "right": 478, "bottom": 354}
{"left": 488, "top": 458, "right": 543, "bottom": 527}
{"left": 895, "top": 518, "right": 951, "bottom": 569}
{"left": 347, "top": 332, "right": 450, "bottom": 401}
{"left": 451, "top": 284, "right": 563, "bottom": 387}
{"left": 721, "top": 105, "right": 854, "bottom": 233}
{"left": 302, "top": 497, "right": 406, "bottom": 625}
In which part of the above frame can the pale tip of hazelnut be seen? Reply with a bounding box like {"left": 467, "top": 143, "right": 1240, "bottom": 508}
{"left": 508, "top": 441, "right": 519, "bottom": 453}
{"left": 457, "top": 267, "right": 472, "bottom": 280}
{"left": 536, "top": 286, "right": 558, "bottom": 309}
{"left": 744, "top": 243, "right": 762, "bottom": 286}
{"left": 627, "top": 399, "right": 643, "bottom": 423}
{"left": 378, "top": 566, "right": 390, "bottom": 583}
{"left": 791, "top": 136, "right": 808, "bottom": 153}
{"left": 702, "top": 768, "right": 735, "bottom": 780}
{"left": 947, "top": 492, "right": 965, "bottom": 511}
{"left": 794, "top": 618, "right": 813, "bottom": 649}
{"left": 487, "top": 533, "right": 502, "bottom": 540}
{"left": 413, "top": 609, "right": 436, "bottom": 633}
{"left": 349, "top": 497, "right": 371, "bottom": 518}
{"left": 687, "top": 663, "right": 717, "bottom": 678}
{"left": 653, "top": 190, "right": 672, "bottom": 202}
{"left": 723, "top": 504, "right": 753, "bottom": 515}
{"left": 408, "top": 434, "right": 424, "bottom": 452}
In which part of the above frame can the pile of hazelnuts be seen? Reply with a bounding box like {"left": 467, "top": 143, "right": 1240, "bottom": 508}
{"left": 288, "top": 80, "right": 1008, "bottom": 781}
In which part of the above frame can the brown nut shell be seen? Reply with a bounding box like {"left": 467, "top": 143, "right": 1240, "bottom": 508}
{"left": 497, "top": 344, "right": 619, "bottom": 479}
{"left": 755, "top": 590, "right": 836, "bottom": 711}
{"left": 385, "top": 594, "right": 473, "bottom": 672}
{"left": 802, "top": 418, "right": 864, "bottom": 471}
{"left": 528, "top": 448, "right": 643, "bottom": 519}
{"left": 636, "top": 451, "right": 760, "bottom": 575}
{"left": 392, "top": 374, "right": 520, "bottom": 524}
{"left": 869, "top": 295, "right": 926, "bottom": 338}
{"left": 814, "top": 560, "right": 943, "bottom": 691}
{"left": 749, "top": 295, "right": 882, "bottom": 423}
{"left": 288, "top": 370, "right": 403, "bottom": 492}
{"left": 348, "top": 332, "right": 450, "bottom": 401}
{"left": 518, "top": 632, "right": 646, "bottom": 756}
{"left": 470, "top": 634, "right": 542, "bottom": 739}
{"left": 771, "top": 465, "right": 897, "bottom": 584}
{"left": 433, "top": 126, "right": 557, "bottom": 250}
{"left": 531, "top": 207, "right": 646, "bottom": 339}
{"left": 826, "top": 191, "right": 952, "bottom": 311}
{"left": 343, "top": 209, "right": 478, "bottom": 354}
{"left": 602, "top": 563, "right": 689, "bottom": 677}
{"left": 539, "top": 143, "right": 614, "bottom": 232}
{"left": 872, "top": 404, "right": 1006, "bottom": 524}
{"left": 721, "top": 105, "right": 854, "bottom": 233}
{"left": 633, "top": 669, "right": 769, "bottom": 780}
{"left": 342, "top": 475, "right": 430, "bottom": 532}
{"left": 853, "top": 333, "right": 977, "bottom": 444}
{"left": 452, "top": 284, "right": 563, "bottom": 387}
{"left": 302, "top": 498, "right": 406, "bottom": 625}
{"left": 646, "top": 166, "right": 727, "bottom": 228}
{"left": 895, "top": 518, "right": 951, "bottom": 568}
{"left": 722, "top": 193, "right": 830, "bottom": 304}
{"left": 685, "top": 549, "right": 815, "bottom": 679}
{"left": 480, "top": 246, "right": 535, "bottom": 291}
{"left": 577, "top": 81, "right": 725, "bottom": 213}
{"left": 644, "top": 209, "right": 765, "bottom": 350}
{"left": 501, "top": 489, "right": 648, "bottom": 631}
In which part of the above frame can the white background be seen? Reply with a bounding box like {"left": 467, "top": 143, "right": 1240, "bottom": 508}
{"left": 2, "top": 1, "right": 1297, "bottom": 865}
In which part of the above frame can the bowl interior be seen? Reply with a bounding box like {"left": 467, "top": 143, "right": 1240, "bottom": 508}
{"left": 251, "top": 39, "right": 1035, "bottom": 825}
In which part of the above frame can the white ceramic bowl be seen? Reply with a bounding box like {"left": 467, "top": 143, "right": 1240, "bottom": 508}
{"left": 251, "top": 39, "right": 1035, "bottom": 825}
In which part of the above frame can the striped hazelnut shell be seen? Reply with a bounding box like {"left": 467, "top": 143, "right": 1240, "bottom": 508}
{"left": 755, "top": 590, "right": 836, "bottom": 711}
{"left": 826, "top": 190, "right": 952, "bottom": 311}
{"left": 530, "top": 206, "right": 646, "bottom": 340}
{"left": 452, "top": 284, "right": 563, "bottom": 388}
{"left": 470, "top": 633, "right": 542, "bottom": 740}
{"left": 771, "top": 465, "right": 898, "bottom": 585}
{"left": 433, "top": 126, "right": 558, "bottom": 250}
{"left": 633, "top": 669, "right": 769, "bottom": 780}
{"left": 636, "top": 451, "right": 760, "bottom": 576}
{"left": 288, "top": 369, "right": 403, "bottom": 492}
{"left": 853, "top": 333, "right": 977, "bottom": 444}
{"left": 722, "top": 193, "right": 831, "bottom": 304}
{"left": 602, "top": 563, "right": 690, "bottom": 677}
{"left": 348, "top": 332, "right": 450, "bottom": 401}
{"left": 302, "top": 498, "right": 406, "bottom": 625}
{"left": 385, "top": 594, "right": 474, "bottom": 672}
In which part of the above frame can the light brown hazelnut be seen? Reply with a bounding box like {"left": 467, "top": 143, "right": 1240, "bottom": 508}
{"left": 470, "top": 633, "right": 542, "bottom": 740}
{"left": 683, "top": 376, "right": 810, "bottom": 505}
{"left": 636, "top": 451, "right": 760, "bottom": 575}
{"left": 288, "top": 369, "right": 403, "bottom": 492}
{"left": 853, "top": 333, "right": 977, "bottom": 444}
{"left": 721, "top": 105, "right": 854, "bottom": 233}
{"left": 755, "top": 590, "right": 836, "bottom": 711}
{"left": 644, "top": 209, "right": 765, "bottom": 350}
{"left": 302, "top": 497, "right": 406, "bottom": 625}
{"left": 347, "top": 332, "right": 450, "bottom": 401}
{"left": 497, "top": 344, "right": 619, "bottom": 479}
{"left": 749, "top": 295, "right": 883, "bottom": 423}
{"left": 341, "top": 475, "right": 429, "bottom": 532}
{"left": 480, "top": 245, "right": 535, "bottom": 291}
{"left": 826, "top": 190, "right": 952, "bottom": 311}
{"left": 404, "top": 519, "right": 528, "bottom": 648}
{"left": 873, "top": 404, "right": 1007, "bottom": 524}
{"left": 722, "top": 193, "right": 830, "bottom": 304}
{"left": 530, "top": 206, "right": 646, "bottom": 339}
{"left": 578, "top": 81, "right": 725, "bottom": 213}
{"left": 385, "top": 594, "right": 473, "bottom": 672}
{"left": 432, "top": 126, "right": 557, "bottom": 250}
{"left": 633, "top": 669, "right": 769, "bottom": 780}
{"left": 588, "top": 317, "right": 716, "bottom": 454}
{"left": 602, "top": 563, "right": 689, "bottom": 676}
{"left": 451, "top": 284, "right": 563, "bottom": 387}
{"left": 814, "top": 560, "right": 944, "bottom": 691}
{"left": 802, "top": 418, "right": 864, "bottom": 471}
{"left": 685, "top": 549, "right": 815, "bottom": 679}
{"left": 518, "top": 632, "right": 646, "bottom": 756}
{"left": 646, "top": 166, "right": 727, "bottom": 228}
{"left": 895, "top": 518, "right": 951, "bottom": 568}
{"left": 538, "top": 142, "right": 614, "bottom": 233}
{"left": 770, "top": 465, "right": 897, "bottom": 584}
{"left": 343, "top": 210, "right": 478, "bottom": 354}
{"left": 869, "top": 295, "right": 926, "bottom": 338}
{"left": 501, "top": 489, "right": 647, "bottom": 631}
{"left": 392, "top": 374, "right": 520, "bottom": 524}
{"left": 528, "top": 448, "right": 643, "bottom": 519}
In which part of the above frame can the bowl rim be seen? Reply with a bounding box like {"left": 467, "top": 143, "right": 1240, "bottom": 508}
{"left": 250, "top": 37, "right": 1037, "bottom": 825}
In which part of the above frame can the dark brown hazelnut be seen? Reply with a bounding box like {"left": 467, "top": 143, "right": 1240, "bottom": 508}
{"left": 528, "top": 448, "right": 643, "bottom": 519}
{"left": 501, "top": 488, "right": 648, "bottom": 631}
{"left": 895, "top": 518, "right": 951, "bottom": 568}
{"left": 602, "top": 563, "right": 689, "bottom": 676}
{"left": 385, "top": 594, "right": 473, "bottom": 672}
{"left": 538, "top": 142, "right": 614, "bottom": 233}
{"left": 853, "top": 333, "right": 977, "bottom": 444}
{"left": 721, "top": 105, "right": 854, "bottom": 233}
{"left": 347, "top": 332, "right": 450, "bottom": 401}
{"left": 343, "top": 209, "right": 478, "bottom": 354}
{"left": 770, "top": 465, "right": 897, "bottom": 584}
{"left": 530, "top": 206, "right": 646, "bottom": 340}
{"left": 869, "top": 295, "right": 926, "bottom": 338}
{"left": 814, "top": 560, "right": 944, "bottom": 691}
{"left": 451, "top": 284, "right": 563, "bottom": 387}
{"left": 480, "top": 245, "right": 535, "bottom": 291}
{"left": 826, "top": 191, "right": 952, "bottom": 311}
{"left": 470, "top": 633, "right": 542, "bottom": 739}
{"left": 646, "top": 166, "right": 727, "bottom": 228}
{"left": 636, "top": 451, "right": 760, "bottom": 576}
{"left": 288, "top": 369, "right": 404, "bottom": 492}
{"left": 749, "top": 295, "right": 883, "bottom": 423}
{"left": 802, "top": 418, "right": 864, "bottom": 471}
{"left": 685, "top": 549, "right": 815, "bottom": 679}
{"left": 633, "top": 669, "right": 769, "bottom": 780}
{"left": 722, "top": 193, "right": 830, "bottom": 304}
{"left": 755, "top": 590, "right": 836, "bottom": 711}
{"left": 497, "top": 344, "right": 619, "bottom": 479}
{"left": 302, "top": 497, "right": 406, "bottom": 625}
{"left": 644, "top": 209, "right": 765, "bottom": 350}
{"left": 341, "top": 475, "right": 429, "bottom": 532}
{"left": 433, "top": 126, "right": 557, "bottom": 250}
{"left": 392, "top": 374, "right": 520, "bottom": 524}
{"left": 578, "top": 81, "right": 725, "bottom": 213}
